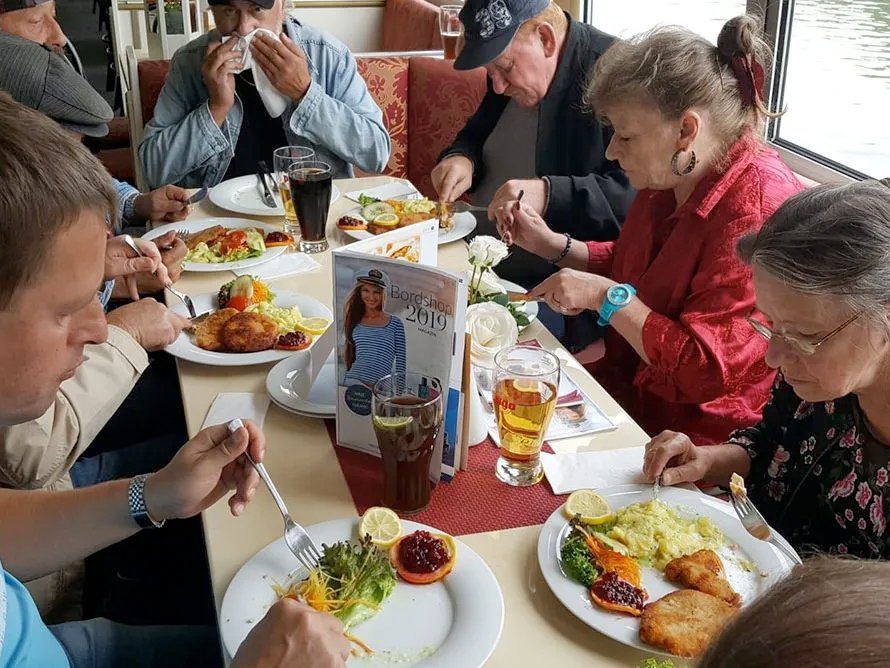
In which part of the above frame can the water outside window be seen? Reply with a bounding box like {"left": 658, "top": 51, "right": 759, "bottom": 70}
{"left": 588, "top": 0, "right": 890, "bottom": 177}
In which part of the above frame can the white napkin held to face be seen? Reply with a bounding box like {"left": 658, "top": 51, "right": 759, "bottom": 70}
{"left": 222, "top": 28, "right": 289, "bottom": 118}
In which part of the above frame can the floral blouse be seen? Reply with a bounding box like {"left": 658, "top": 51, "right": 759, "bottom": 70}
{"left": 729, "top": 373, "right": 889, "bottom": 558}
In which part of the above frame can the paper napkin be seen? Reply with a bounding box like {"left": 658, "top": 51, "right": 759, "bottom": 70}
{"left": 541, "top": 446, "right": 650, "bottom": 495}
{"left": 202, "top": 392, "right": 271, "bottom": 430}
{"left": 232, "top": 253, "right": 321, "bottom": 280}
{"left": 344, "top": 182, "right": 418, "bottom": 202}
{"left": 541, "top": 445, "right": 701, "bottom": 495}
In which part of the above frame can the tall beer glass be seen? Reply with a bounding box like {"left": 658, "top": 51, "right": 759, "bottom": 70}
{"left": 493, "top": 345, "right": 560, "bottom": 486}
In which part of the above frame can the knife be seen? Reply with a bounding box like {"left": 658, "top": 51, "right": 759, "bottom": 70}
{"left": 256, "top": 168, "right": 277, "bottom": 208}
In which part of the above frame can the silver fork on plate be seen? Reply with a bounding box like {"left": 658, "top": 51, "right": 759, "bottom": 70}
{"left": 242, "top": 444, "right": 322, "bottom": 571}
{"left": 120, "top": 234, "right": 197, "bottom": 318}
{"left": 729, "top": 488, "right": 802, "bottom": 565}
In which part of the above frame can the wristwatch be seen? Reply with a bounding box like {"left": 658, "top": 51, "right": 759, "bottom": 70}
{"left": 597, "top": 283, "right": 636, "bottom": 327}
{"left": 128, "top": 474, "right": 166, "bottom": 529}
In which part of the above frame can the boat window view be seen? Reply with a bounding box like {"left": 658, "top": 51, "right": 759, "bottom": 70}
{"left": 588, "top": 0, "right": 890, "bottom": 177}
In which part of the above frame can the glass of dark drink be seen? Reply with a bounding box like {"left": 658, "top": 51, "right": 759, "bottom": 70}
{"left": 439, "top": 5, "right": 462, "bottom": 60}
{"left": 372, "top": 373, "right": 443, "bottom": 514}
{"left": 287, "top": 160, "right": 332, "bottom": 253}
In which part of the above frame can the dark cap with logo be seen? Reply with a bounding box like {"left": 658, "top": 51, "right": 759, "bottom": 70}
{"left": 0, "top": 0, "right": 51, "bottom": 12}
{"left": 0, "top": 31, "right": 113, "bottom": 137}
{"left": 355, "top": 268, "right": 389, "bottom": 289}
{"left": 207, "top": 0, "right": 276, "bottom": 8}
{"left": 454, "top": 0, "right": 550, "bottom": 71}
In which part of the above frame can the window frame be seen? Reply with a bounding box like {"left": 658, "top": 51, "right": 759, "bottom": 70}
{"left": 581, "top": 0, "right": 864, "bottom": 184}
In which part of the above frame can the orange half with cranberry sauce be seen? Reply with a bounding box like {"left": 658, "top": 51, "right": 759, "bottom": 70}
{"left": 389, "top": 530, "right": 457, "bottom": 585}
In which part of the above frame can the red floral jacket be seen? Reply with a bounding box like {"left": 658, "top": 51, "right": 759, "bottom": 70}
{"left": 586, "top": 137, "right": 804, "bottom": 443}
{"left": 730, "top": 373, "right": 889, "bottom": 558}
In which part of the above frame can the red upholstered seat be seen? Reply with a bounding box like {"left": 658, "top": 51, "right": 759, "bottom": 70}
{"left": 381, "top": 0, "right": 441, "bottom": 52}
{"left": 355, "top": 57, "right": 409, "bottom": 179}
{"left": 135, "top": 54, "right": 487, "bottom": 198}
{"left": 137, "top": 59, "right": 171, "bottom": 125}
{"left": 406, "top": 57, "right": 486, "bottom": 198}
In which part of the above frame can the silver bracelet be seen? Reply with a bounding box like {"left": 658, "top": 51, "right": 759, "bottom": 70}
{"left": 549, "top": 233, "right": 572, "bottom": 265}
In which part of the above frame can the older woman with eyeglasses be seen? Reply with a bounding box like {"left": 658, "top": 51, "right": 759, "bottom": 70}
{"left": 646, "top": 180, "right": 890, "bottom": 558}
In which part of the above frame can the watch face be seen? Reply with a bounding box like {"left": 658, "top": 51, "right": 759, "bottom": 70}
{"left": 609, "top": 285, "right": 632, "bottom": 306}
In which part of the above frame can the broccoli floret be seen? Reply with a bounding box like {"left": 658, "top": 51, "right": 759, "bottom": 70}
{"left": 560, "top": 533, "right": 598, "bottom": 587}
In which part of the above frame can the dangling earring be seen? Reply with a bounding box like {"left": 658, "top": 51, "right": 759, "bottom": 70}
{"left": 671, "top": 149, "right": 697, "bottom": 176}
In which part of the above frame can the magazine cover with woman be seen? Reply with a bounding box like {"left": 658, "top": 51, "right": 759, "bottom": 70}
{"left": 332, "top": 237, "right": 467, "bottom": 480}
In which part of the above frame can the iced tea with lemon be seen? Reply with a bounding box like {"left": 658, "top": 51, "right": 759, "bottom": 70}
{"left": 372, "top": 374, "right": 443, "bottom": 514}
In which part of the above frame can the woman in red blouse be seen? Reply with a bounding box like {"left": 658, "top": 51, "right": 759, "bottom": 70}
{"left": 496, "top": 16, "right": 804, "bottom": 444}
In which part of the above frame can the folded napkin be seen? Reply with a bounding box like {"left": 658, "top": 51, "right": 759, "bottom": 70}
{"left": 542, "top": 445, "right": 701, "bottom": 495}
{"left": 541, "top": 446, "right": 649, "bottom": 495}
{"left": 344, "top": 182, "right": 418, "bottom": 202}
{"left": 232, "top": 253, "right": 321, "bottom": 280}
{"left": 202, "top": 392, "right": 271, "bottom": 430}
{"left": 223, "top": 29, "right": 289, "bottom": 118}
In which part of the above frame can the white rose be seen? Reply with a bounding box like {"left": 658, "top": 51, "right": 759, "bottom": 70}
{"left": 467, "top": 235, "right": 509, "bottom": 268}
{"left": 465, "top": 268, "right": 506, "bottom": 297}
{"left": 466, "top": 302, "right": 519, "bottom": 366}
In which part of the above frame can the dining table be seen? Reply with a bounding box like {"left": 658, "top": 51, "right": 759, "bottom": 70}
{"left": 167, "top": 175, "right": 662, "bottom": 667}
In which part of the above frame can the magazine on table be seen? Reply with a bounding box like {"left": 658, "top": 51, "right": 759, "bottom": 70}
{"left": 477, "top": 339, "right": 616, "bottom": 445}
{"left": 332, "top": 221, "right": 467, "bottom": 480}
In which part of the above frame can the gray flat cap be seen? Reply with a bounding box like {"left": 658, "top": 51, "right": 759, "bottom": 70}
{"left": 0, "top": 30, "right": 113, "bottom": 137}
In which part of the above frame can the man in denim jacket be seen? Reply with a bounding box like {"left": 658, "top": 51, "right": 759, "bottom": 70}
{"left": 139, "top": 0, "right": 390, "bottom": 189}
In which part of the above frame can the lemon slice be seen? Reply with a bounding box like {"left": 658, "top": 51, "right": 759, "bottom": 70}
{"left": 372, "top": 213, "right": 400, "bottom": 227}
{"left": 294, "top": 317, "right": 331, "bottom": 336}
{"left": 564, "top": 489, "right": 613, "bottom": 524}
{"left": 359, "top": 506, "right": 402, "bottom": 547}
{"left": 372, "top": 415, "right": 413, "bottom": 430}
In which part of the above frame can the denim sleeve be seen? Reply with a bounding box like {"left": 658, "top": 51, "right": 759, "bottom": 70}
{"left": 138, "top": 50, "right": 232, "bottom": 189}
{"left": 287, "top": 52, "right": 390, "bottom": 174}
{"left": 113, "top": 179, "right": 139, "bottom": 229}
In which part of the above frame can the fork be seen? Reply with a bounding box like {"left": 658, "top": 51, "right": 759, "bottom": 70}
{"left": 729, "top": 491, "right": 803, "bottom": 565}
{"left": 235, "top": 427, "right": 322, "bottom": 572}
{"left": 120, "top": 234, "right": 197, "bottom": 317}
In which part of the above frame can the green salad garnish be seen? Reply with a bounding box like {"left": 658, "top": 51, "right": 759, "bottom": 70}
{"left": 560, "top": 532, "right": 599, "bottom": 588}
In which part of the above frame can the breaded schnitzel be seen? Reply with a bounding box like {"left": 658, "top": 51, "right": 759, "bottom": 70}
{"left": 194, "top": 308, "right": 238, "bottom": 351}
{"left": 639, "top": 589, "right": 737, "bottom": 657}
{"left": 221, "top": 312, "right": 278, "bottom": 352}
{"left": 184, "top": 225, "right": 227, "bottom": 250}
{"left": 664, "top": 549, "right": 741, "bottom": 607}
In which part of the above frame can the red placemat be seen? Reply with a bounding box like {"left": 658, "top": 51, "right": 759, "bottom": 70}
{"left": 326, "top": 421, "right": 565, "bottom": 536}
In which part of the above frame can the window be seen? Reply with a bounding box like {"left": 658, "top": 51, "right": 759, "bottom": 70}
{"left": 582, "top": 0, "right": 890, "bottom": 180}
{"left": 770, "top": 0, "right": 890, "bottom": 178}
{"left": 586, "top": 0, "right": 747, "bottom": 44}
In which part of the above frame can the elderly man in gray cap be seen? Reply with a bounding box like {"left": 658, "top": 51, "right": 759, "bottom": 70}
{"left": 138, "top": 0, "right": 389, "bottom": 188}
{"left": 430, "top": 0, "right": 634, "bottom": 350}
{"left": 0, "top": 4, "right": 193, "bottom": 231}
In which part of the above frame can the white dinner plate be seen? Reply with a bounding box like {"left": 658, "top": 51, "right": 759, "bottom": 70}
{"left": 164, "top": 291, "right": 332, "bottom": 366}
{"left": 537, "top": 484, "right": 794, "bottom": 657}
{"left": 209, "top": 175, "right": 340, "bottom": 217}
{"left": 340, "top": 209, "right": 477, "bottom": 246}
{"left": 144, "top": 218, "right": 287, "bottom": 273}
{"left": 498, "top": 277, "right": 539, "bottom": 328}
{"left": 220, "top": 518, "right": 504, "bottom": 666}
{"left": 265, "top": 350, "right": 336, "bottom": 417}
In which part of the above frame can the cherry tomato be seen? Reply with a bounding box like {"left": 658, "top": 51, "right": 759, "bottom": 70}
{"left": 219, "top": 230, "right": 248, "bottom": 254}
{"left": 225, "top": 296, "right": 249, "bottom": 311}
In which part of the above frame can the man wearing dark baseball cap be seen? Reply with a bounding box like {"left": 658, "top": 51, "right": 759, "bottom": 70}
{"left": 431, "top": 0, "right": 634, "bottom": 351}
{"left": 138, "top": 0, "right": 389, "bottom": 189}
